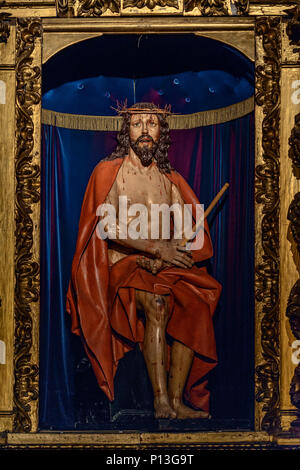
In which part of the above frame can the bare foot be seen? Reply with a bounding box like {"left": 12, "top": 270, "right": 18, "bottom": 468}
{"left": 154, "top": 397, "right": 176, "bottom": 419}
{"left": 171, "top": 400, "right": 210, "bottom": 420}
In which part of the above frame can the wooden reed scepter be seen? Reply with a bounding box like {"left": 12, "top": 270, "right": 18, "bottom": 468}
{"left": 136, "top": 182, "right": 229, "bottom": 273}
{"left": 180, "top": 182, "right": 230, "bottom": 246}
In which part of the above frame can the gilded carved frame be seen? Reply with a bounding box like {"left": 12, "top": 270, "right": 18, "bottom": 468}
{"left": 0, "top": 0, "right": 300, "bottom": 449}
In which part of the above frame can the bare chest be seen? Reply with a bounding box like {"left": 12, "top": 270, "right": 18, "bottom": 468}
{"left": 115, "top": 160, "right": 172, "bottom": 208}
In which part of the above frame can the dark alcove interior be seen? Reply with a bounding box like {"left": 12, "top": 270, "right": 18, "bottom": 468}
{"left": 40, "top": 34, "right": 255, "bottom": 431}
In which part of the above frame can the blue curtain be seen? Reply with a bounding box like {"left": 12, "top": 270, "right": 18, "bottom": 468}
{"left": 40, "top": 114, "right": 254, "bottom": 429}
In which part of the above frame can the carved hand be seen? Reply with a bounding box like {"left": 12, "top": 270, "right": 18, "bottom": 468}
{"left": 155, "top": 240, "right": 194, "bottom": 269}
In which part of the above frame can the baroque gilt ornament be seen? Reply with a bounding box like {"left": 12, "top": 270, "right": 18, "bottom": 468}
{"left": 77, "top": 0, "right": 120, "bottom": 16}
{"left": 123, "top": 0, "right": 179, "bottom": 10}
{"left": 14, "top": 17, "right": 42, "bottom": 433}
{"left": 286, "top": 119, "right": 300, "bottom": 432}
{"left": 54, "top": 0, "right": 249, "bottom": 16}
{"left": 0, "top": 3, "right": 287, "bottom": 442}
{"left": 254, "top": 16, "right": 281, "bottom": 433}
{"left": 184, "top": 0, "right": 228, "bottom": 15}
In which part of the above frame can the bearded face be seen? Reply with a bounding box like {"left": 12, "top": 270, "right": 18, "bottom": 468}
{"left": 129, "top": 113, "right": 160, "bottom": 166}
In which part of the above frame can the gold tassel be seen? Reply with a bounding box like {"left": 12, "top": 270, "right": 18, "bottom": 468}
{"left": 42, "top": 96, "right": 254, "bottom": 131}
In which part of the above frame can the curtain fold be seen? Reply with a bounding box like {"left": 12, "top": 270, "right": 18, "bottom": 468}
{"left": 40, "top": 113, "right": 254, "bottom": 429}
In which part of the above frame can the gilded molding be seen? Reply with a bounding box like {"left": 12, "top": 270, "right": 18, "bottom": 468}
{"left": 14, "top": 17, "right": 42, "bottom": 433}
{"left": 0, "top": 13, "right": 11, "bottom": 43}
{"left": 254, "top": 16, "right": 281, "bottom": 433}
{"left": 2, "top": 430, "right": 272, "bottom": 448}
{"left": 0, "top": 9, "right": 286, "bottom": 441}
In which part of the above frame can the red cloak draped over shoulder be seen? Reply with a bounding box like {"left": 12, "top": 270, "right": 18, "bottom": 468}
{"left": 66, "top": 158, "right": 222, "bottom": 412}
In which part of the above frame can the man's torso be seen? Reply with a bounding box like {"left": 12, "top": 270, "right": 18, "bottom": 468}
{"left": 104, "top": 155, "right": 184, "bottom": 266}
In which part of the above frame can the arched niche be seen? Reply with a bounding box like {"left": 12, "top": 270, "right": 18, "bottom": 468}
{"left": 39, "top": 30, "right": 255, "bottom": 432}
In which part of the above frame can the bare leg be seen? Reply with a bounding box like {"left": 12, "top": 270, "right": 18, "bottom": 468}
{"left": 136, "top": 290, "right": 176, "bottom": 419}
{"left": 168, "top": 340, "right": 210, "bottom": 419}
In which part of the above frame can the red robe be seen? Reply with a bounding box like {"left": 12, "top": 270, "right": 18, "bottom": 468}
{"left": 66, "top": 157, "right": 222, "bottom": 412}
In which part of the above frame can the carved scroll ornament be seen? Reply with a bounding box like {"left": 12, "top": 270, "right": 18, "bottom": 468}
{"left": 184, "top": 0, "right": 249, "bottom": 15}
{"left": 55, "top": 0, "right": 249, "bottom": 16}
{"left": 56, "top": 0, "right": 120, "bottom": 16}
{"left": 184, "top": 0, "right": 228, "bottom": 15}
{"left": 254, "top": 16, "right": 281, "bottom": 434}
{"left": 14, "top": 17, "right": 42, "bottom": 433}
{"left": 77, "top": 0, "right": 120, "bottom": 16}
{"left": 123, "top": 0, "right": 178, "bottom": 10}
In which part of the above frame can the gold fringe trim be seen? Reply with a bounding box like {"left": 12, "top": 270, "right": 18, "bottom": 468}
{"left": 42, "top": 96, "right": 254, "bottom": 131}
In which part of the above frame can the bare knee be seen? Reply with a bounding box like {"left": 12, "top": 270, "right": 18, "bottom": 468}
{"left": 137, "top": 291, "right": 169, "bottom": 326}
{"left": 146, "top": 293, "right": 169, "bottom": 325}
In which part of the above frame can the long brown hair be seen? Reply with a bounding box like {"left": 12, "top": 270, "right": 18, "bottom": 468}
{"left": 104, "top": 102, "right": 172, "bottom": 174}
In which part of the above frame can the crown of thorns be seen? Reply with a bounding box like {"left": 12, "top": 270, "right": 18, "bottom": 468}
{"left": 112, "top": 100, "right": 173, "bottom": 116}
